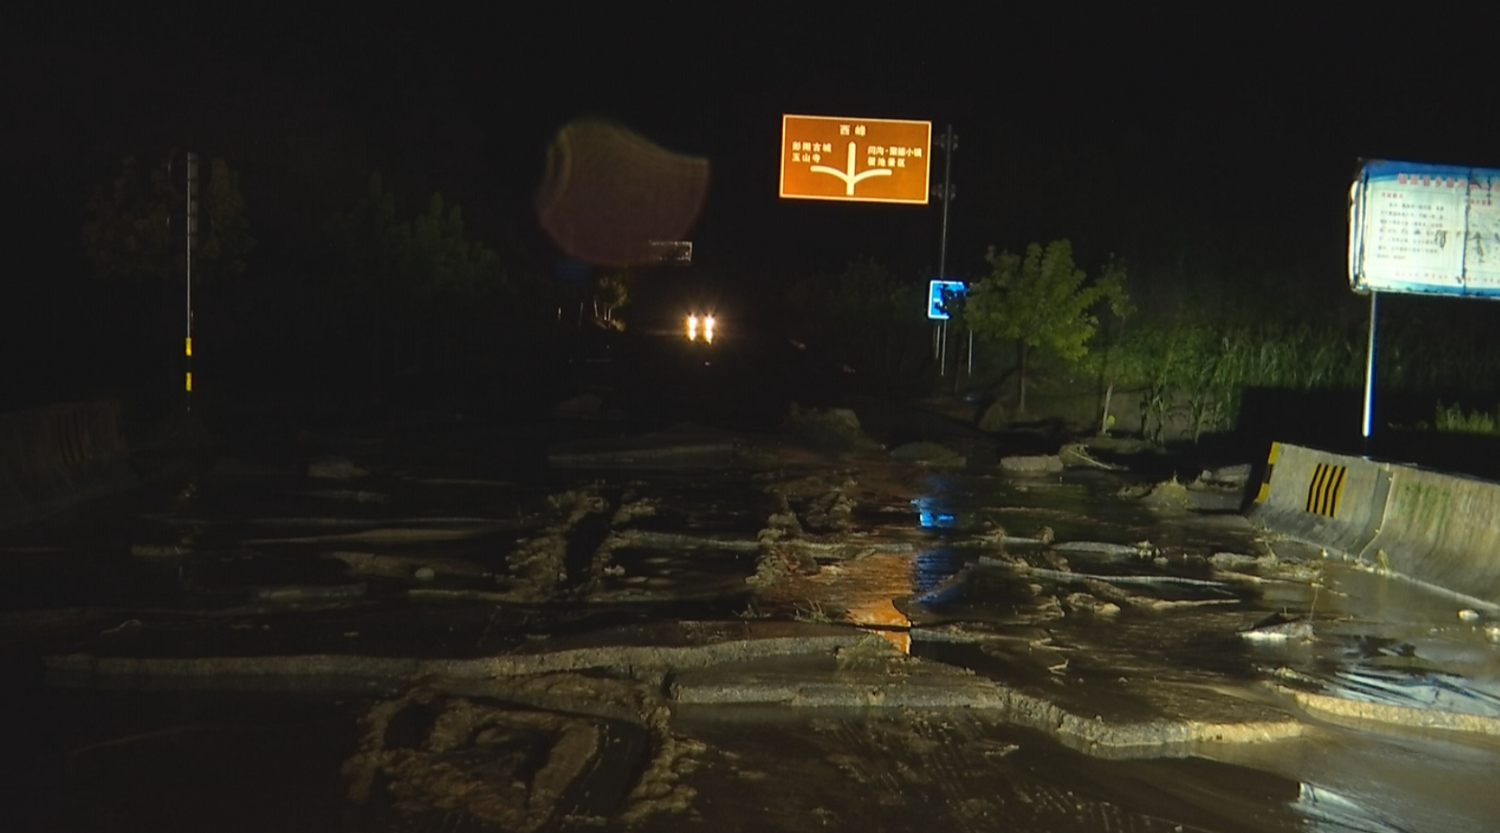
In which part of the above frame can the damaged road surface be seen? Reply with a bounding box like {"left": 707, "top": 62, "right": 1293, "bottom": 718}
{"left": 4, "top": 410, "right": 1500, "bottom": 832}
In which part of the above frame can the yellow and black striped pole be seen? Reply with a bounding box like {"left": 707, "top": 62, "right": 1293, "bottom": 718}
{"left": 185, "top": 152, "right": 197, "bottom": 412}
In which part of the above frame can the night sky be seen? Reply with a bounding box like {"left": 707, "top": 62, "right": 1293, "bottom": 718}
{"left": 6, "top": 4, "right": 1500, "bottom": 386}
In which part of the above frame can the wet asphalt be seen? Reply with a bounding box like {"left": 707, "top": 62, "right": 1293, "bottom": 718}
{"left": 3, "top": 327, "right": 1500, "bottom": 831}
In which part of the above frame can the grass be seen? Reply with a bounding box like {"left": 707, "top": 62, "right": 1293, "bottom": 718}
{"left": 1433, "top": 401, "right": 1500, "bottom": 435}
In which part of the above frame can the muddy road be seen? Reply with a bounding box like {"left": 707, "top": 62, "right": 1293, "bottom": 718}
{"left": 3, "top": 350, "right": 1500, "bottom": 831}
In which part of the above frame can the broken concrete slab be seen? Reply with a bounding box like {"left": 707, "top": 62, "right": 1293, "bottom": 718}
{"left": 1140, "top": 477, "right": 1193, "bottom": 509}
{"left": 1198, "top": 463, "right": 1252, "bottom": 488}
{"left": 245, "top": 526, "right": 498, "bottom": 545}
{"left": 1281, "top": 685, "right": 1500, "bottom": 737}
{"left": 129, "top": 543, "right": 192, "bottom": 558}
{"left": 248, "top": 582, "right": 368, "bottom": 603}
{"left": 551, "top": 393, "right": 605, "bottom": 420}
{"left": 46, "top": 618, "right": 1308, "bottom": 759}
{"left": 302, "top": 488, "right": 390, "bottom": 504}
{"left": 43, "top": 621, "right": 874, "bottom": 685}
{"left": 325, "top": 551, "right": 495, "bottom": 581}
{"left": 669, "top": 635, "right": 1305, "bottom": 755}
{"left": 999, "top": 455, "right": 1063, "bottom": 475}
{"left": 889, "top": 441, "right": 965, "bottom": 468}
{"left": 548, "top": 426, "right": 742, "bottom": 468}
{"left": 307, "top": 456, "right": 368, "bottom": 480}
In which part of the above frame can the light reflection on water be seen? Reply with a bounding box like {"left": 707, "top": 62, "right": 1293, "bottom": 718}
{"left": 802, "top": 470, "right": 1500, "bottom": 830}
{"left": 810, "top": 553, "right": 917, "bottom": 653}
{"left": 911, "top": 474, "right": 1152, "bottom": 547}
{"left": 758, "top": 466, "right": 1500, "bottom": 830}
{"left": 779, "top": 545, "right": 979, "bottom": 654}
{"left": 1296, "top": 782, "right": 1414, "bottom": 833}
{"left": 913, "top": 496, "right": 956, "bottom": 530}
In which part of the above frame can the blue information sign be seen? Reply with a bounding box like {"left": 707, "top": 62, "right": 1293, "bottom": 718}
{"left": 1350, "top": 159, "right": 1500, "bottom": 299}
{"left": 927, "top": 280, "right": 966, "bottom": 320}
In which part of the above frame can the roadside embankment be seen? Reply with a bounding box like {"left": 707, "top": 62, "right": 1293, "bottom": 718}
{"left": 0, "top": 399, "right": 139, "bottom": 529}
{"left": 1251, "top": 440, "right": 1500, "bottom": 608}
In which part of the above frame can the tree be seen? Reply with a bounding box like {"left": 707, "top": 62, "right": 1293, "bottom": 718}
{"left": 593, "top": 269, "right": 633, "bottom": 324}
{"left": 960, "top": 239, "right": 1129, "bottom": 413}
{"left": 82, "top": 153, "right": 254, "bottom": 287}
{"left": 327, "top": 174, "right": 507, "bottom": 383}
{"left": 197, "top": 158, "right": 254, "bottom": 283}
{"left": 409, "top": 192, "right": 502, "bottom": 303}
{"left": 330, "top": 175, "right": 505, "bottom": 302}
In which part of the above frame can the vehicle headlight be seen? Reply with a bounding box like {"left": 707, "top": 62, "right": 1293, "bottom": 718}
{"left": 686, "top": 313, "right": 716, "bottom": 343}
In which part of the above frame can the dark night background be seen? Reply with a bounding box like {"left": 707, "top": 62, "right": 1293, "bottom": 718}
{"left": 6, "top": 3, "right": 1500, "bottom": 426}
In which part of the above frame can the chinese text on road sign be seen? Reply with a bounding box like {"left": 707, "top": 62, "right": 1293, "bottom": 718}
{"left": 780, "top": 114, "right": 932, "bottom": 204}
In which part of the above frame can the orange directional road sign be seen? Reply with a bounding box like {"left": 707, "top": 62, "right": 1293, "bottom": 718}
{"left": 779, "top": 114, "right": 932, "bottom": 204}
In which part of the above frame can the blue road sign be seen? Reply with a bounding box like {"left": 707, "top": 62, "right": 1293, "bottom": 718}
{"left": 927, "top": 279, "right": 966, "bottom": 320}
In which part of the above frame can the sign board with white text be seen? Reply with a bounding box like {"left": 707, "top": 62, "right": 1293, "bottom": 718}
{"left": 780, "top": 114, "right": 932, "bottom": 204}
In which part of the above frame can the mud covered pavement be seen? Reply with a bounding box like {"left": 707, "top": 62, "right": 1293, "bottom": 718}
{"left": 4, "top": 404, "right": 1500, "bottom": 832}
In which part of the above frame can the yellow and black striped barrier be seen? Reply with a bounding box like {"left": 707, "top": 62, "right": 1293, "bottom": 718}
{"left": 1249, "top": 442, "right": 1389, "bottom": 567}
{"left": 1255, "top": 441, "right": 1281, "bottom": 503}
{"left": 1305, "top": 463, "right": 1347, "bottom": 517}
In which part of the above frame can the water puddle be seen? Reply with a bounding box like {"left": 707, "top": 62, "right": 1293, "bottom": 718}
{"left": 12, "top": 418, "right": 1500, "bottom": 830}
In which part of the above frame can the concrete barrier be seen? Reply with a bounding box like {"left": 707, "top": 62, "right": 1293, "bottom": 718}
{"left": 1251, "top": 442, "right": 1392, "bottom": 559}
{"left": 1357, "top": 466, "right": 1500, "bottom": 605}
{"left": 0, "top": 399, "right": 137, "bottom": 529}
{"left": 1251, "top": 441, "right": 1500, "bottom": 607}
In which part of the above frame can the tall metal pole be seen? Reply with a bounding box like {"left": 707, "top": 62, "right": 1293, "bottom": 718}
{"left": 939, "top": 320, "right": 947, "bottom": 376}
{"left": 185, "top": 152, "right": 197, "bottom": 411}
{"left": 1362, "top": 290, "right": 1379, "bottom": 443}
{"left": 937, "top": 123, "right": 953, "bottom": 282}
{"left": 934, "top": 124, "right": 957, "bottom": 377}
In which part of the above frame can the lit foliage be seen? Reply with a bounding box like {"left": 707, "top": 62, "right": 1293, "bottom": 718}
{"left": 964, "top": 239, "right": 1129, "bottom": 360}
{"left": 81, "top": 153, "right": 253, "bottom": 286}
{"left": 961, "top": 239, "right": 1129, "bottom": 411}
{"left": 1103, "top": 321, "right": 1362, "bottom": 443}
{"left": 594, "top": 270, "right": 633, "bottom": 317}
{"left": 1433, "top": 401, "right": 1500, "bottom": 435}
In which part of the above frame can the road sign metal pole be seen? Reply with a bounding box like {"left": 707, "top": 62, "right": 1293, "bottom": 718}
{"left": 937, "top": 124, "right": 953, "bottom": 282}
{"left": 940, "top": 320, "right": 947, "bottom": 376}
{"left": 935, "top": 124, "right": 957, "bottom": 378}
{"left": 1362, "top": 290, "right": 1379, "bottom": 443}
{"left": 185, "top": 152, "right": 197, "bottom": 412}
